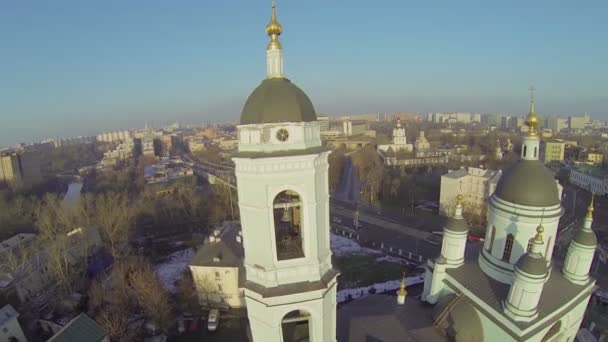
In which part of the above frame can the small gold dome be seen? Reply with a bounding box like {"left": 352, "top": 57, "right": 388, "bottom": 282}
{"left": 266, "top": 2, "right": 283, "bottom": 36}
{"left": 534, "top": 223, "right": 545, "bottom": 243}
{"left": 525, "top": 100, "right": 539, "bottom": 136}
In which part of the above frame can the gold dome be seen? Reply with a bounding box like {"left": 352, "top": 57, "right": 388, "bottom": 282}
{"left": 525, "top": 87, "right": 539, "bottom": 136}
{"left": 266, "top": 1, "right": 283, "bottom": 37}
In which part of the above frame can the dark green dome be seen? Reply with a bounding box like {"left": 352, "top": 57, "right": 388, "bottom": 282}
{"left": 240, "top": 78, "right": 316, "bottom": 125}
{"left": 516, "top": 254, "right": 548, "bottom": 276}
{"left": 494, "top": 160, "right": 560, "bottom": 207}
{"left": 573, "top": 228, "right": 597, "bottom": 247}
{"left": 445, "top": 217, "right": 469, "bottom": 232}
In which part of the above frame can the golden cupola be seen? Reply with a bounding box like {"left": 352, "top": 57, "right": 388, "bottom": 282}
{"left": 525, "top": 89, "right": 540, "bottom": 136}
{"left": 266, "top": 1, "right": 283, "bottom": 49}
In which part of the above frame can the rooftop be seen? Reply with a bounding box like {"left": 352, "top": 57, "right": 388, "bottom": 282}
{"left": 190, "top": 222, "right": 244, "bottom": 269}
{"left": 0, "top": 233, "right": 36, "bottom": 254}
{"left": 48, "top": 313, "right": 107, "bottom": 342}
{"left": 571, "top": 164, "right": 608, "bottom": 178}
{"left": 337, "top": 294, "right": 446, "bottom": 342}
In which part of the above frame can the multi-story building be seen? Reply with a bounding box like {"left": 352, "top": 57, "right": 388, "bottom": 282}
{"left": 427, "top": 112, "right": 481, "bottom": 124}
{"left": 99, "top": 140, "right": 135, "bottom": 167}
{"left": 586, "top": 151, "right": 604, "bottom": 166}
{"left": 189, "top": 222, "right": 245, "bottom": 309}
{"left": 545, "top": 116, "right": 567, "bottom": 133}
{"left": 570, "top": 165, "right": 608, "bottom": 195}
{"left": 568, "top": 114, "right": 590, "bottom": 130}
{"left": 439, "top": 167, "right": 502, "bottom": 218}
{"left": 343, "top": 120, "right": 367, "bottom": 136}
{"left": 540, "top": 139, "right": 566, "bottom": 163}
{"left": 96, "top": 130, "right": 132, "bottom": 143}
{"left": 0, "top": 150, "right": 43, "bottom": 187}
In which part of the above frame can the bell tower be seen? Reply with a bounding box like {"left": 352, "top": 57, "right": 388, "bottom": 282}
{"left": 233, "top": 2, "right": 338, "bottom": 341}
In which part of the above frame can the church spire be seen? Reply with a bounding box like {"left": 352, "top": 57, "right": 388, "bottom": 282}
{"left": 525, "top": 86, "right": 539, "bottom": 137}
{"left": 266, "top": 0, "right": 285, "bottom": 78}
{"left": 397, "top": 272, "right": 408, "bottom": 305}
{"left": 521, "top": 86, "right": 541, "bottom": 161}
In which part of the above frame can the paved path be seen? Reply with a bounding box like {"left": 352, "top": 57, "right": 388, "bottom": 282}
{"left": 332, "top": 206, "right": 432, "bottom": 240}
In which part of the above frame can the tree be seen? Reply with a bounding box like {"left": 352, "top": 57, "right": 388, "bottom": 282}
{"left": 95, "top": 304, "right": 132, "bottom": 342}
{"left": 328, "top": 148, "right": 346, "bottom": 193}
{"left": 351, "top": 146, "right": 385, "bottom": 206}
{"left": 127, "top": 258, "right": 172, "bottom": 333}
{"left": 90, "top": 192, "right": 135, "bottom": 260}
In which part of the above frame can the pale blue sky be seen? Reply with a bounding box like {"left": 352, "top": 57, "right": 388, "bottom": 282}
{"left": 1, "top": 0, "right": 607, "bottom": 146}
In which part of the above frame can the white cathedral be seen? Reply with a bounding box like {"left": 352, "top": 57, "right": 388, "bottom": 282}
{"left": 421, "top": 98, "right": 597, "bottom": 341}
{"left": 231, "top": 3, "right": 596, "bottom": 342}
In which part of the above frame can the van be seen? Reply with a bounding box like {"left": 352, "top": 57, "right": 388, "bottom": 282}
{"left": 207, "top": 309, "right": 220, "bottom": 331}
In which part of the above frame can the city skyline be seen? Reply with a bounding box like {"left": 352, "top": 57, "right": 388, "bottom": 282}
{"left": 1, "top": 0, "right": 607, "bottom": 146}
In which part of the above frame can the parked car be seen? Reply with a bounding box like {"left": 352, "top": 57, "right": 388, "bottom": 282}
{"left": 468, "top": 234, "right": 485, "bottom": 242}
{"left": 207, "top": 309, "right": 220, "bottom": 331}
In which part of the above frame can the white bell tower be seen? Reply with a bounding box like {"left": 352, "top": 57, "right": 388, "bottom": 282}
{"left": 233, "top": 3, "right": 338, "bottom": 341}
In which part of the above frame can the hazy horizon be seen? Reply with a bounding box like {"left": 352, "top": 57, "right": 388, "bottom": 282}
{"left": 1, "top": 0, "right": 607, "bottom": 147}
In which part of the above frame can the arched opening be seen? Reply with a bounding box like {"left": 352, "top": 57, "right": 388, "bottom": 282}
{"left": 542, "top": 320, "right": 562, "bottom": 342}
{"left": 502, "top": 234, "right": 514, "bottom": 262}
{"left": 523, "top": 145, "right": 527, "bottom": 158}
{"left": 527, "top": 238, "right": 534, "bottom": 253}
{"left": 273, "top": 190, "right": 304, "bottom": 260}
{"left": 282, "top": 310, "right": 311, "bottom": 342}
{"left": 534, "top": 147, "right": 538, "bottom": 158}
{"left": 487, "top": 225, "right": 495, "bottom": 253}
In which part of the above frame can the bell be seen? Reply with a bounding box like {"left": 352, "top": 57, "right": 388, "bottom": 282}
{"left": 281, "top": 207, "right": 291, "bottom": 222}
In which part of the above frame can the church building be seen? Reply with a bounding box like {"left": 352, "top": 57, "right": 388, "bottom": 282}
{"left": 421, "top": 95, "right": 597, "bottom": 341}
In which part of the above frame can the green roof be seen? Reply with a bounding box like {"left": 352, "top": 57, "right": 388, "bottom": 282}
{"left": 49, "top": 314, "right": 107, "bottom": 342}
{"left": 240, "top": 78, "right": 316, "bottom": 125}
{"left": 494, "top": 160, "right": 560, "bottom": 207}
{"left": 573, "top": 228, "right": 597, "bottom": 247}
{"left": 516, "top": 254, "right": 548, "bottom": 276}
{"left": 445, "top": 217, "right": 469, "bottom": 232}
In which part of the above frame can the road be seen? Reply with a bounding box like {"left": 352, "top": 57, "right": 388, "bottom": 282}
{"left": 330, "top": 201, "right": 443, "bottom": 262}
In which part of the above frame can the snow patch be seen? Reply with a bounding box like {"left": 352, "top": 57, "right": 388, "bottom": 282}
{"left": 331, "top": 233, "right": 379, "bottom": 257}
{"left": 155, "top": 248, "right": 195, "bottom": 293}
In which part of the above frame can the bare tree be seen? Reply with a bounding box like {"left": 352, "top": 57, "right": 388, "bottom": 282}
{"left": 127, "top": 258, "right": 172, "bottom": 333}
{"left": 95, "top": 304, "right": 132, "bottom": 342}
{"left": 91, "top": 192, "right": 135, "bottom": 260}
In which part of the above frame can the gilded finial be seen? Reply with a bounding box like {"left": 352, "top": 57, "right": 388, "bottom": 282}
{"left": 456, "top": 194, "right": 463, "bottom": 208}
{"left": 266, "top": 0, "right": 283, "bottom": 49}
{"left": 525, "top": 86, "right": 539, "bottom": 136}
{"left": 534, "top": 223, "right": 545, "bottom": 243}
{"left": 586, "top": 194, "right": 595, "bottom": 220}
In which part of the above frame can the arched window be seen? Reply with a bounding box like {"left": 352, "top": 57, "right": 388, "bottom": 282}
{"left": 527, "top": 238, "right": 534, "bottom": 253}
{"left": 523, "top": 145, "right": 527, "bottom": 158}
{"left": 273, "top": 190, "right": 304, "bottom": 260}
{"left": 502, "top": 234, "right": 514, "bottom": 262}
{"left": 282, "top": 310, "right": 311, "bottom": 342}
{"left": 534, "top": 147, "right": 538, "bottom": 158}
{"left": 542, "top": 321, "right": 562, "bottom": 342}
{"left": 487, "top": 225, "right": 496, "bottom": 253}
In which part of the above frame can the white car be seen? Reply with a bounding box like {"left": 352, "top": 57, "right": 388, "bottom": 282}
{"left": 207, "top": 309, "right": 220, "bottom": 331}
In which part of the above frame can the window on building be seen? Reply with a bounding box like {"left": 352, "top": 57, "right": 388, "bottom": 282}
{"left": 282, "top": 310, "right": 311, "bottom": 342}
{"left": 488, "top": 226, "right": 496, "bottom": 253}
{"left": 502, "top": 234, "right": 514, "bottom": 262}
{"left": 273, "top": 190, "right": 304, "bottom": 260}
{"left": 523, "top": 145, "right": 527, "bottom": 157}
{"left": 534, "top": 147, "right": 537, "bottom": 158}
{"left": 215, "top": 271, "right": 220, "bottom": 278}
{"left": 527, "top": 238, "right": 534, "bottom": 253}
{"left": 217, "top": 284, "right": 223, "bottom": 292}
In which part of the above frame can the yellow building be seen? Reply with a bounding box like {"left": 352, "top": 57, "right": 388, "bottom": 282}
{"left": 587, "top": 152, "right": 604, "bottom": 165}
{"left": 0, "top": 153, "right": 22, "bottom": 184}
{"left": 540, "top": 139, "right": 566, "bottom": 163}
{"left": 189, "top": 222, "right": 245, "bottom": 309}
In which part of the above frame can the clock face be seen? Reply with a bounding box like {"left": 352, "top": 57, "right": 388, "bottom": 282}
{"left": 276, "top": 128, "right": 289, "bottom": 142}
